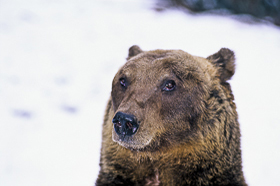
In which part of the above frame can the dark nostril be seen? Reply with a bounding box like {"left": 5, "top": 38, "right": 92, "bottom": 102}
{"left": 116, "top": 121, "right": 122, "bottom": 127}
{"left": 112, "top": 112, "right": 139, "bottom": 137}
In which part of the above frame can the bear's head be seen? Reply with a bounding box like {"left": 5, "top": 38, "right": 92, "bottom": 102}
{"left": 111, "top": 45, "right": 235, "bottom": 150}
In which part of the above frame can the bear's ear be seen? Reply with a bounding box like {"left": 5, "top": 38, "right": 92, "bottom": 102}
{"left": 127, "top": 45, "right": 143, "bottom": 60}
{"left": 207, "top": 48, "right": 235, "bottom": 82}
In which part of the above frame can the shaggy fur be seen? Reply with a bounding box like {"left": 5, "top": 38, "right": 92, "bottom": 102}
{"left": 96, "top": 45, "right": 247, "bottom": 186}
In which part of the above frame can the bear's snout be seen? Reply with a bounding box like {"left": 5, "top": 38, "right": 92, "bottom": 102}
{"left": 112, "top": 112, "right": 139, "bottom": 137}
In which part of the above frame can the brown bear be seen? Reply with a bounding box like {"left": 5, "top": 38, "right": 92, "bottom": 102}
{"left": 96, "top": 45, "right": 247, "bottom": 186}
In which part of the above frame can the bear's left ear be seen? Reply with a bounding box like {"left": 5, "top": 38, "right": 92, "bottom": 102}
{"left": 207, "top": 48, "right": 235, "bottom": 82}
{"left": 127, "top": 45, "right": 143, "bottom": 60}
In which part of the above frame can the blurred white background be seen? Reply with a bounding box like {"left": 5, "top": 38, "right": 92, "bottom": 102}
{"left": 0, "top": 0, "right": 280, "bottom": 185}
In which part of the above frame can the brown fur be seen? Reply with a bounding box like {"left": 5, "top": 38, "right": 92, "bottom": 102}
{"left": 96, "top": 45, "right": 247, "bottom": 186}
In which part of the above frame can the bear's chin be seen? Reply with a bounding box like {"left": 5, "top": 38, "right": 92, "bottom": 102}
{"left": 112, "top": 131, "right": 152, "bottom": 150}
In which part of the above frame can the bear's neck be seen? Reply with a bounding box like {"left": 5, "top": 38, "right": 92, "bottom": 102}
{"left": 115, "top": 143, "right": 221, "bottom": 185}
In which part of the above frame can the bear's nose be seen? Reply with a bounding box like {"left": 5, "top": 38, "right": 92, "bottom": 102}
{"left": 112, "top": 112, "right": 139, "bottom": 137}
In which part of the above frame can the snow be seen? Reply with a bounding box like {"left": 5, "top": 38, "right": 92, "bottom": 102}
{"left": 0, "top": 0, "right": 279, "bottom": 185}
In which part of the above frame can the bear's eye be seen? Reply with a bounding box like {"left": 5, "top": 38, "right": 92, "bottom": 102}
{"left": 119, "top": 78, "right": 127, "bottom": 88}
{"left": 163, "top": 80, "right": 176, "bottom": 91}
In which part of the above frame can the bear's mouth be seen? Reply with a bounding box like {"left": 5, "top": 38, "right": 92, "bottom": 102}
{"left": 112, "top": 133, "right": 153, "bottom": 150}
{"left": 112, "top": 123, "right": 155, "bottom": 150}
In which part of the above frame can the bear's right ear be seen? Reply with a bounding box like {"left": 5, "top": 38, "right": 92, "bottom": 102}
{"left": 127, "top": 45, "right": 143, "bottom": 60}
{"left": 207, "top": 48, "right": 235, "bottom": 82}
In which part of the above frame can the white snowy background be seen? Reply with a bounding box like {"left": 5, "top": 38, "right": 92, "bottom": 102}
{"left": 0, "top": 0, "right": 280, "bottom": 186}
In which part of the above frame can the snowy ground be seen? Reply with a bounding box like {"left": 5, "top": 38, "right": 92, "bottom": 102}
{"left": 0, "top": 0, "right": 280, "bottom": 186}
